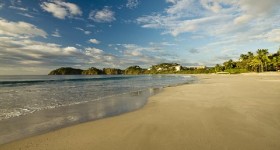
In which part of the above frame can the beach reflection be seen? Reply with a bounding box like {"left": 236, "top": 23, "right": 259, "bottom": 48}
{"left": 0, "top": 88, "right": 162, "bottom": 145}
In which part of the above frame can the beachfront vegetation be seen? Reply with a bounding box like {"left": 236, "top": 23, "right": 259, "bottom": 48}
{"left": 49, "top": 49, "right": 280, "bottom": 75}
{"left": 124, "top": 66, "right": 145, "bottom": 75}
{"left": 82, "top": 67, "right": 103, "bottom": 75}
{"left": 215, "top": 49, "right": 280, "bottom": 73}
{"left": 103, "top": 68, "right": 123, "bottom": 75}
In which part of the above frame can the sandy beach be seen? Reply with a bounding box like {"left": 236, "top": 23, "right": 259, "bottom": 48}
{"left": 1, "top": 73, "right": 280, "bottom": 150}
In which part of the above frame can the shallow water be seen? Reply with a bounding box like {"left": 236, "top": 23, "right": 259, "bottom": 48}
{"left": 0, "top": 75, "right": 194, "bottom": 121}
{"left": 0, "top": 75, "right": 196, "bottom": 144}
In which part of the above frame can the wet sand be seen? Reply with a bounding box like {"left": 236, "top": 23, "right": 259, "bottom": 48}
{"left": 1, "top": 73, "right": 280, "bottom": 150}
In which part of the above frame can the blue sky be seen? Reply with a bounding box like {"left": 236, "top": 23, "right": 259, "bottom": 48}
{"left": 0, "top": 0, "right": 279, "bottom": 75}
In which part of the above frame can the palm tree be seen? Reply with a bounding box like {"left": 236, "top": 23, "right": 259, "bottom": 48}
{"left": 248, "top": 52, "right": 254, "bottom": 59}
{"left": 239, "top": 52, "right": 254, "bottom": 71}
{"left": 256, "top": 49, "right": 269, "bottom": 72}
{"left": 245, "top": 52, "right": 255, "bottom": 71}
{"left": 223, "top": 59, "right": 236, "bottom": 70}
{"left": 240, "top": 54, "right": 249, "bottom": 61}
{"left": 215, "top": 64, "right": 223, "bottom": 72}
{"left": 249, "top": 57, "right": 262, "bottom": 72}
{"left": 270, "top": 49, "right": 280, "bottom": 71}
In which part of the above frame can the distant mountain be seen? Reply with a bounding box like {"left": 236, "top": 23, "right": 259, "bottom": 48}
{"left": 82, "top": 67, "right": 103, "bottom": 75}
{"left": 48, "top": 64, "right": 183, "bottom": 75}
{"left": 48, "top": 67, "right": 83, "bottom": 75}
{"left": 48, "top": 63, "right": 220, "bottom": 75}
{"left": 103, "top": 68, "right": 123, "bottom": 75}
{"left": 49, "top": 67, "right": 124, "bottom": 75}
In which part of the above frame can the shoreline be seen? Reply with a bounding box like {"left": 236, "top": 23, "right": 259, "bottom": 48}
{"left": 0, "top": 75, "right": 194, "bottom": 145}
{"left": 0, "top": 87, "right": 164, "bottom": 145}
{"left": 1, "top": 73, "right": 280, "bottom": 150}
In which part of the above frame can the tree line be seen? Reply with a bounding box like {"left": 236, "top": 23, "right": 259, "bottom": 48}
{"left": 215, "top": 49, "right": 280, "bottom": 73}
{"left": 49, "top": 48, "right": 280, "bottom": 75}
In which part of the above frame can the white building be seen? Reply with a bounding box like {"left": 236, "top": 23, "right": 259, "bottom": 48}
{"left": 175, "top": 65, "right": 181, "bottom": 71}
{"left": 157, "top": 68, "right": 163, "bottom": 71}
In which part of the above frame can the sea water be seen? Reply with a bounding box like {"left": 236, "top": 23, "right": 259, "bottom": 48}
{"left": 0, "top": 75, "right": 195, "bottom": 144}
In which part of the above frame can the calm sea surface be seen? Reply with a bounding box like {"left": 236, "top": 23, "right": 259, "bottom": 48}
{"left": 0, "top": 75, "right": 196, "bottom": 144}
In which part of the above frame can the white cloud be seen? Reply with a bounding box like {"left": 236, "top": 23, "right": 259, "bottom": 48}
{"left": 124, "top": 51, "right": 143, "bottom": 56}
{"left": 166, "top": 0, "right": 177, "bottom": 4}
{"left": 158, "top": 42, "right": 176, "bottom": 46}
{"left": 40, "top": 1, "right": 82, "bottom": 19}
{"left": 20, "top": 60, "right": 43, "bottom": 65}
{"left": 118, "top": 44, "right": 145, "bottom": 57}
{"left": 40, "top": 2, "right": 67, "bottom": 19}
{"left": 0, "top": 18, "right": 47, "bottom": 38}
{"left": 0, "top": 36, "right": 91, "bottom": 71}
{"left": 112, "top": 43, "right": 177, "bottom": 65}
{"left": 0, "top": 39, "right": 86, "bottom": 64}
{"left": 232, "top": 0, "right": 280, "bottom": 25}
{"left": 137, "top": 0, "right": 234, "bottom": 36}
{"left": 166, "top": 0, "right": 194, "bottom": 15}
{"left": 137, "top": 0, "right": 280, "bottom": 38}
{"left": 0, "top": 36, "right": 83, "bottom": 62}
{"left": 85, "top": 47, "right": 104, "bottom": 54}
{"left": 18, "top": 13, "right": 34, "bottom": 18}
{"left": 89, "top": 7, "right": 116, "bottom": 23}
{"left": 51, "top": 29, "right": 61, "bottom": 37}
{"left": 124, "top": 50, "right": 143, "bottom": 57}
{"left": 234, "top": 14, "right": 252, "bottom": 25}
{"left": 0, "top": 36, "right": 178, "bottom": 74}
{"left": 264, "top": 29, "right": 280, "bottom": 43}
{"left": 238, "top": 0, "right": 280, "bottom": 15}
{"left": 63, "top": 47, "right": 80, "bottom": 54}
{"left": 200, "top": 0, "right": 222, "bottom": 13}
{"left": 75, "top": 27, "right": 91, "bottom": 35}
{"left": 56, "top": 1, "right": 82, "bottom": 15}
{"left": 9, "top": 5, "right": 28, "bottom": 11}
{"left": 126, "top": 0, "right": 140, "bottom": 9}
{"left": 171, "top": 15, "right": 230, "bottom": 36}
{"left": 89, "top": 39, "right": 101, "bottom": 44}
{"left": 135, "top": 0, "right": 280, "bottom": 66}
{"left": 0, "top": 19, "right": 174, "bottom": 74}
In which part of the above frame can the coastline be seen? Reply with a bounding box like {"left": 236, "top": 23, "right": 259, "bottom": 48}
{"left": 0, "top": 86, "right": 165, "bottom": 145}
{"left": 1, "top": 73, "right": 280, "bottom": 150}
{"left": 0, "top": 75, "right": 193, "bottom": 145}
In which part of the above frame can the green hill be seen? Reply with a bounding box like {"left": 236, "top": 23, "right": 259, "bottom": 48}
{"left": 48, "top": 67, "right": 83, "bottom": 75}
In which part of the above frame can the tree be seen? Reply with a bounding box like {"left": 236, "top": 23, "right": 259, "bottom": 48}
{"left": 49, "top": 67, "right": 83, "bottom": 75}
{"left": 268, "top": 49, "right": 280, "bottom": 71}
{"left": 223, "top": 59, "right": 236, "bottom": 70}
{"left": 249, "top": 57, "right": 262, "bottom": 72}
{"left": 256, "top": 49, "right": 269, "bottom": 72}
{"left": 124, "top": 66, "right": 144, "bottom": 75}
{"left": 240, "top": 54, "right": 249, "bottom": 61}
{"left": 103, "top": 68, "right": 123, "bottom": 75}
{"left": 215, "top": 64, "right": 223, "bottom": 72}
{"left": 82, "top": 67, "right": 103, "bottom": 75}
{"left": 248, "top": 52, "right": 254, "bottom": 59}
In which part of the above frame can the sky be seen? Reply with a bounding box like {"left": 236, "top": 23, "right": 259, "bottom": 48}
{"left": 0, "top": 0, "right": 279, "bottom": 75}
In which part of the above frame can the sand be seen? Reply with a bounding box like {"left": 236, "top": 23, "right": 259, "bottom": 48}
{"left": 1, "top": 73, "right": 280, "bottom": 150}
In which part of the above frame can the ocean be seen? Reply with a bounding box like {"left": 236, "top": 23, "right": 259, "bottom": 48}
{"left": 0, "top": 75, "right": 195, "bottom": 144}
